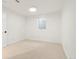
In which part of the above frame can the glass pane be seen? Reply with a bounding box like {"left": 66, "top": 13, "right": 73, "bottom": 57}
{"left": 38, "top": 18, "right": 46, "bottom": 30}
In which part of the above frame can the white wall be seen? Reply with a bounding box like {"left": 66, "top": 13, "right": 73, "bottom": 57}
{"left": 24, "top": 12, "right": 62, "bottom": 43}
{"left": 2, "top": 7, "right": 7, "bottom": 47}
{"left": 2, "top": 8, "right": 26, "bottom": 47}
{"left": 62, "top": 0, "right": 76, "bottom": 59}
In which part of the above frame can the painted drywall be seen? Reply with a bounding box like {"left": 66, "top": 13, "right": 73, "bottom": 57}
{"left": 2, "top": 7, "right": 26, "bottom": 47}
{"left": 2, "top": 6, "right": 7, "bottom": 47}
{"left": 62, "top": 0, "right": 76, "bottom": 59}
{"left": 24, "top": 12, "right": 62, "bottom": 43}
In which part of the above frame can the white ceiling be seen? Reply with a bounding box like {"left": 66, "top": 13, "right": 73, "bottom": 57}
{"left": 3, "top": 0, "right": 64, "bottom": 16}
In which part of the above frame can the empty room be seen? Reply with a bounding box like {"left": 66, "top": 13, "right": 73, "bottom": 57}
{"left": 2, "top": 0, "right": 76, "bottom": 59}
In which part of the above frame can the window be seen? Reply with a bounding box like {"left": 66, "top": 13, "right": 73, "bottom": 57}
{"left": 37, "top": 17, "right": 46, "bottom": 30}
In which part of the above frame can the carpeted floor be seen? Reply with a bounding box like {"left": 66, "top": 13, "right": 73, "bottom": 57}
{"left": 3, "top": 40, "right": 67, "bottom": 59}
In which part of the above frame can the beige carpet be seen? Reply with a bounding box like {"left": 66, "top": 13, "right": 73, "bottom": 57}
{"left": 3, "top": 40, "right": 67, "bottom": 59}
